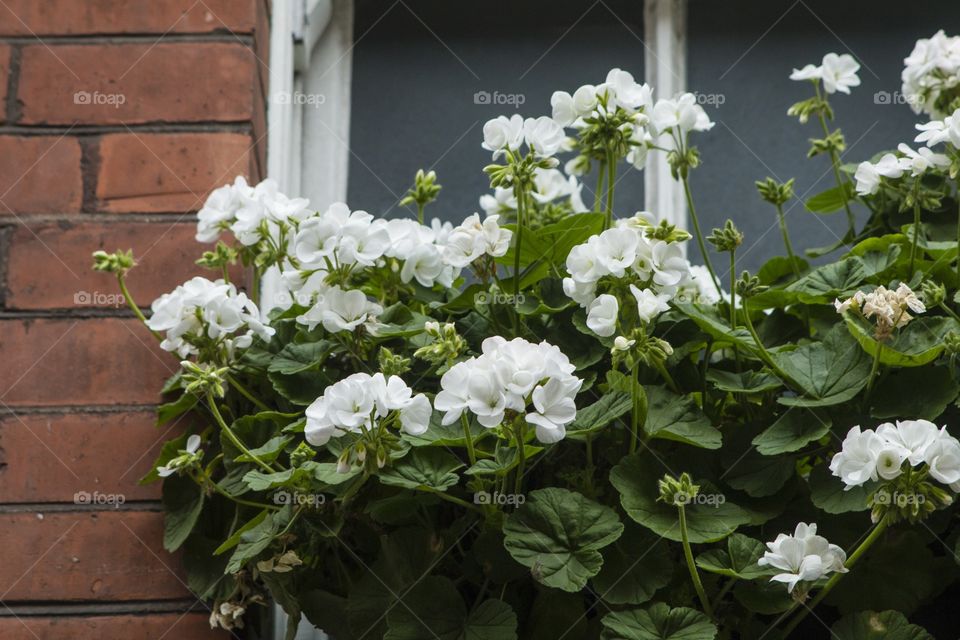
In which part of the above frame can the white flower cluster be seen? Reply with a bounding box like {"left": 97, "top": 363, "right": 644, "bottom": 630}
{"left": 758, "top": 523, "right": 847, "bottom": 593}
{"left": 563, "top": 214, "right": 691, "bottom": 336}
{"left": 482, "top": 114, "right": 566, "bottom": 160}
{"left": 854, "top": 143, "right": 949, "bottom": 196}
{"left": 480, "top": 167, "right": 587, "bottom": 217}
{"left": 830, "top": 421, "right": 960, "bottom": 491}
{"left": 146, "top": 276, "right": 274, "bottom": 359}
{"left": 196, "top": 177, "right": 311, "bottom": 245}
{"left": 551, "top": 68, "right": 654, "bottom": 169}
{"left": 649, "top": 92, "right": 715, "bottom": 141}
{"left": 915, "top": 107, "right": 960, "bottom": 148}
{"left": 304, "top": 372, "right": 431, "bottom": 446}
{"left": 834, "top": 283, "right": 925, "bottom": 337}
{"left": 790, "top": 52, "right": 861, "bottom": 94}
{"left": 434, "top": 337, "right": 583, "bottom": 444}
{"left": 902, "top": 30, "right": 960, "bottom": 116}
{"left": 441, "top": 213, "right": 512, "bottom": 269}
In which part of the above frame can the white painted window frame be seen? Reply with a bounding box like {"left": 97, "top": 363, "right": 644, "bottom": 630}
{"left": 265, "top": 1, "right": 686, "bottom": 637}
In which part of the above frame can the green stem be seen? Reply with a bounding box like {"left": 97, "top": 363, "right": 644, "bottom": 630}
{"left": 779, "top": 518, "right": 889, "bottom": 638}
{"left": 512, "top": 186, "right": 525, "bottom": 333}
{"left": 117, "top": 274, "right": 162, "bottom": 340}
{"left": 421, "top": 487, "right": 483, "bottom": 513}
{"left": 940, "top": 301, "right": 960, "bottom": 323}
{"left": 227, "top": 374, "right": 271, "bottom": 412}
{"left": 594, "top": 160, "right": 606, "bottom": 213}
{"left": 742, "top": 309, "right": 797, "bottom": 388}
{"left": 956, "top": 189, "right": 960, "bottom": 284}
{"left": 679, "top": 505, "right": 713, "bottom": 618}
{"left": 629, "top": 364, "right": 642, "bottom": 454}
{"left": 729, "top": 251, "right": 737, "bottom": 329}
{"left": 461, "top": 414, "right": 477, "bottom": 466}
{"left": 207, "top": 393, "right": 276, "bottom": 473}
{"left": 514, "top": 420, "right": 527, "bottom": 496}
{"left": 416, "top": 201, "right": 425, "bottom": 225}
{"left": 775, "top": 203, "right": 801, "bottom": 279}
{"left": 909, "top": 187, "right": 921, "bottom": 276}
{"left": 681, "top": 175, "right": 722, "bottom": 294}
{"left": 653, "top": 360, "right": 679, "bottom": 394}
{"left": 604, "top": 147, "right": 617, "bottom": 229}
{"left": 814, "top": 84, "right": 856, "bottom": 239}
{"left": 864, "top": 345, "right": 883, "bottom": 399}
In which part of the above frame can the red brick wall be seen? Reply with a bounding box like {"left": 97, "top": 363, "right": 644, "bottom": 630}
{"left": 0, "top": 2, "right": 267, "bottom": 637}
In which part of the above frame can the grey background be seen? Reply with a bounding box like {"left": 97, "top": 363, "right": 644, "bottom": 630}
{"left": 347, "top": 0, "right": 960, "bottom": 271}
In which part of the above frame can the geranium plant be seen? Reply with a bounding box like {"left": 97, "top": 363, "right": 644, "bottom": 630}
{"left": 94, "top": 34, "right": 960, "bottom": 639}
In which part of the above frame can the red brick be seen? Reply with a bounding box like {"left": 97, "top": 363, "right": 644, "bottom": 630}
{"left": 0, "top": 44, "right": 10, "bottom": 124}
{"left": 0, "top": 613, "right": 224, "bottom": 640}
{"left": 0, "top": 410, "right": 173, "bottom": 503}
{"left": 0, "top": 0, "right": 258, "bottom": 35}
{"left": 18, "top": 43, "right": 256, "bottom": 125}
{"left": 0, "top": 136, "right": 83, "bottom": 214}
{"left": 0, "top": 511, "right": 192, "bottom": 601}
{"left": 5, "top": 221, "right": 248, "bottom": 310}
{"left": 0, "top": 318, "right": 176, "bottom": 406}
{"left": 96, "top": 133, "right": 254, "bottom": 212}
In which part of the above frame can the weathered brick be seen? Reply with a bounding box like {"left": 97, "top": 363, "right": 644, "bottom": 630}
{"left": 96, "top": 132, "right": 254, "bottom": 212}
{"left": 0, "top": 318, "right": 176, "bottom": 406}
{"left": 5, "top": 221, "right": 248, "bottom": 310}
{"left": 0, "top": 0, "right": 258, "bottom": 35}
{"left": 0, "top": 511, "right": 192, "bottom": 601}
{"left": 0, "top": 44, "right": 10, "bottom": 124}
{"left": 18, "top": 43, "right": 255, "bottom": 125}
{"left": 0, "top": 136, "right": 83, "bottom": 214}
{"left": 0, "top": 410, "right": 172, "bottom": 503}
{"left": 0, "top": 613, "right": 224, "bottom": 640}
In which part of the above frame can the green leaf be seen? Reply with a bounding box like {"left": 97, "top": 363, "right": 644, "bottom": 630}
{"left": 267, "top": 340, "right": 332, "bottom": 374}
{"left": 831, "top": 611, "right": 934, "bottom": 640}
{"left": 674, "top": 303, "right": 758, "bottom": 350}
{"left": 610, "top": 453, "right": 751, "bottom": 543}
{"left": 733, "top": 580, "right": 793, "bottom": 615}
{"left": 844, "top": 315, "right": 960, "bottom": 368}
{"left": 523, "top": 590, "right": 589, "bottom": 640}
{"left": 871, "top": 366, "right": 960, "bottom": 420}
{"left": 140, "top": 432, "right": 189, "bottom": 484}
{"left": 156, "top": 392, "right": 198, "bottom": 426}
{"left": 787, "top": 256, "right": 866, "bottom": 301}
{"left": 235, "top": 435, "right": 291, "bottom": 464}
{"left": 377, "top": 448, "right": 464, "bottom": 491}
{"left": 695, "top": 533, "right": 769, "bottom": 580}
{"left": 723, "top": 451, "right": 795, "bottom": 498}
{"left": 752, "top": 409, "right": 831, "bottom": 455}
{"left": 772, "top": 325, "right": 871, "bottom": 407}
{"left": 707, "top": 370, "right": 782, "bottom": 394}
{"left": 503, "top": 488, "right": 624, "bottom": 592}
{"left": 162, "top": 474, "right": 204, "bottom": 552}
{"left": 214, "top": 509, "right": 269, "bottom": 555}
{"left": 384, "top": 576, "right": 517, "bottom": 640}
{"left": 404, "top": 412, "right": 486, "bottom": 447}
{"left": 465, "top": 444, "right": 542, "bottom": 477}
{"left": 567, "top": 391, "right": 632, "bottom": 436}
{"left": 225, "top": 505, "right": 292, "bottom": 573}
{"left": 757, "top": 256, "right": 808, "bottom": 285}
{"left": 600, "top": 603, "right": 717, "bottom": 640}
{"left": 808, "top": 464, "right": 870, "bottom": 514}
{"left": 592, "top": 524, "right": 673, "bottom": 605}
{"left": 645, "top": 385, "right": 722, "bottom": 449}
{"left": 805, "top": 183, "right": 853, "bottom": 214}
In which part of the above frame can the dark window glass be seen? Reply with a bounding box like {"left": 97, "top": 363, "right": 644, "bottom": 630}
{"left": 348, "top": 0, "right": 645, "bottom": 222}
{"left": 688, "top": 0, "right": 960, "bottom": 272}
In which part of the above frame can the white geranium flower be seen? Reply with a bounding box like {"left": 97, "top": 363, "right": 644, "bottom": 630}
{"left": 897, "top": 143, "right": 950, "bottom": 176}
{"left": 482, "top": 114, "right": 524, "bottom": 158}
{"left": 479, "top": 187, "right": 517, "bottom": 216}
{"left": 829, "top": 426, "right": 884, "bottom": 489}
{"left": 789, "top": 63, "right": 823, "bottom": 82}
{"left": 630, "top": 285, "right": 671, "bottom": 323}
{"left": 196, "top": 176, "right": 252, "bottom": 242}
{"left": 572, "top": 84, "right": 599, "bottom": 116}
{"left": 820, "top": 53, "right": 861, "bottom": 94}
{"left": 652, "top": 93, "right": 714, "bottom": 135}
{"left": 523, "top": 116, "right": 566, "bottom": 158}
{"left": 296, "top": 286, "right": 382, "bottom": 333}
{"left": 157, "top": 434, "right": 202, "bottom": 478}
{"left": 854, "top": 161, "right": 881, "bottom": 196}
{"left": 586, "top": 294, "right": 619, "bottom": 337}
{"left": 926, "top": 430, "right": 960, "bottom": 486}
{"left": 551, "top": 90, "right": 577, "bottom": 127}
{"left": 605, "top": 68, "right": 652, "bottom": 113}
{"left": 442, "top": 213, "right": 512, "bottom": 268}
{"left": 758, "top": 522, "right": 847, "bottom": 593}
{"left": 595, "top": 228, "right": 640, "bottom": 277}
{"left": 436, "top": 338, "right": 582, "bottom": 443}
{"left": 400, "top": 244, "right": 445, "bottom": 287}
{"left": 305, "top": 373, "right": 431, "bottom": 446}
{"left": 877, "top": 419, "right": 940, "bottom": 466}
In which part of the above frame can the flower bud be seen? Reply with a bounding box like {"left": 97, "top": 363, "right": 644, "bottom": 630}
{"left": 92, "top": 249, "right": 136, "bottom": 275}
{"left": 707, "top": 220, "right": 743, "bottom": 253}
{"left": 755, "top": 177, "right": 795, "bottom": 206}
{"left": 920, "top": 280, "right": 946, "bottom": 307}
{"left": 657, "top": 472, "right": 700, "bottom": 508}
